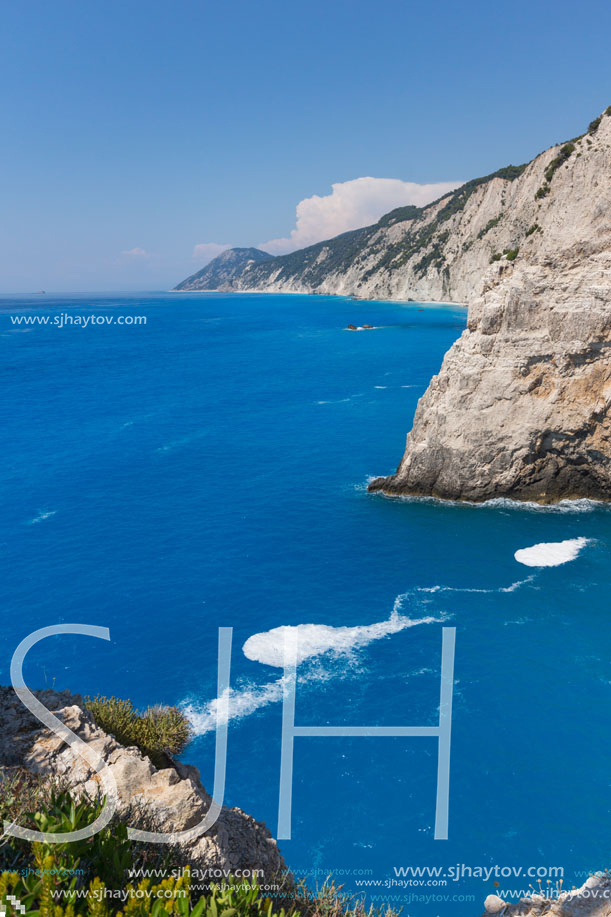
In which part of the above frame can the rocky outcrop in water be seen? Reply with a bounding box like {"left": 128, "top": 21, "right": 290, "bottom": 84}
{"left": 370, "top": 110, "right": 611, "bottom": 502}
{"left": 0, "top": 686, "right": 285, "bottom": 877}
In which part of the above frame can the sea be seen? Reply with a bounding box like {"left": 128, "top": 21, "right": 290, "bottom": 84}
{"left": 1, "top": 291, "right": 609, "bottom": 915}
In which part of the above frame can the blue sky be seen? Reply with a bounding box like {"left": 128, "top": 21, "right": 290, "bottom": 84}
{"left": 2, "top": 0, "right": 611, "bottom": 291}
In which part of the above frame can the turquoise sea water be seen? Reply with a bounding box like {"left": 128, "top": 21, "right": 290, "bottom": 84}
{"left": 1, "top": 292, "right": 610, "bottom": 915}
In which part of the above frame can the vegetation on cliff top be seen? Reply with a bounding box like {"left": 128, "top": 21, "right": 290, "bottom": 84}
{"left": 1, "top": 782, "right": 398, "bottom": 917}
{"left": 174, "top": 104, "right": 611, "bottom": 293}
{"left": 535, "top": 107, "right": 611, "bottom": 199}
{"left": 232, "top": 161, "right": 529, "bottom": 289}
{"left": 84, "top": 696, "right": 192, "bottom": 768}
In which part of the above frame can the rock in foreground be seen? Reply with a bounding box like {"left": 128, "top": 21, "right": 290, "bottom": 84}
{"left": 481, "top": 873, "right": 611, "bottom": 916}
{"left": 0, "top": 686, "right": 285, "bottom": 877}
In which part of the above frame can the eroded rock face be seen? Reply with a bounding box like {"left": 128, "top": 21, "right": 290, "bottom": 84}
{"left": 0, "top": 686, "right": 286, "bottom": 878}
{"left": 370, "top": 116, "right": 611, "bottom": 503}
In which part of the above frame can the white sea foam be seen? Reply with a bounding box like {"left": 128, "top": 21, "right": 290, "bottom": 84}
{"left": 371, "top": 491, "right": 604, "bottom": 513}
{"left": 183, "top": 678, "right": 286, "bottom": 734}
{"left": 27, "top": 510, "right": 57, "bottom": 525}
{"left": 184, "top": 598, "right": 441, "bottom": 735}
{"left": 243, "top": 601, "right": 439, "bottom": 668}
{"left": 418, "top": 576, "right": 535, "bottom": 594}
{"left": 374, "top": 385, "right": 387, "bottom": 389}
{"left": 514, "top": 537, "right": 592, "bottom": 567}
{"left": 480, "top": 498, "right": 602, "bottom": 514}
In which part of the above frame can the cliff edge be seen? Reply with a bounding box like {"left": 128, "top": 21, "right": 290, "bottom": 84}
{"left": 0, "top": 686, "right": 285, "bottom": 877}
{"left": 370, "top": 109, "right": 611, "bottom": 503}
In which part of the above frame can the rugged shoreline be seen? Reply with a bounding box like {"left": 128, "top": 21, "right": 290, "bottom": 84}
{"left": 365, "top": 112, "right": 611, "bottom": 504}
{"left": 177, "top": 108, "right": 611, "bottom": 505}
{"left": 0, "top": 685, "right": 286, "bottom": 878}
{"left": 2, "top": 686, "right": 610, "bottom": 915}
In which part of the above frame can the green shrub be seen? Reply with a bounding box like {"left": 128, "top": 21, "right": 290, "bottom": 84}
{"left": 1, "top": 790, "right": 264, "bottom": 916}
{"left": 0, "top": 770, "right": 57, "bottom": 874}
{"left": 504, "top": 247, "right": 519, "bottom": 261}
{"left": 290, "top": 876, "right": 399, "bottom": 917}
{"left": 544, "top": 142, "right": 575, "bottom": 183}
{"left": 477, "top": 215, "right": 501, "bottom": 240}
{"left": 526, "top": 223, "right": 541, "bottom": 236}
{"left": 588, "top": 115, "right": 602, "bottom": 134}
{"left": 2, "top": 790, "right": 403, "bottom": 917}
{"left": 489, "top": 252, "right": 502, "bottom": 263}
{"left": 85, "top": 696, "right": 192, "bottom": 768}
{"left": 535, "top": 183, "right": 550, "bottom": 200}
{"left": 138, "top": 706, "right": 192, "bottom": 762}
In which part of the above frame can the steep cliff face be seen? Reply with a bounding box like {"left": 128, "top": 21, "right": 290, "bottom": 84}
{"left": 175, "top": 164, "right": 533, "bottom": 300}
{"left": 175, "top": 112, "right": 610, "bottom": 315}
{"left": 370, "top": 111, "right": 611, "bottom": 502}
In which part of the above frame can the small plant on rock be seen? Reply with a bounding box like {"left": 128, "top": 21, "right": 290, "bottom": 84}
{"left": 84, "top": 696, "right": 192, "bottom": 767}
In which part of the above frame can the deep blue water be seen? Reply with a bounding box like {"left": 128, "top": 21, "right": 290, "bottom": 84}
{"left": 1, "top": 292, "right": 610, "bottom": 915}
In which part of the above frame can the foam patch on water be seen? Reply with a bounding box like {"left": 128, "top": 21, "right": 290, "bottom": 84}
{"left": 514, "top": 537, "right": 592, "bottom": 567}
{"left": 316, "top": 393, "right": 364, "bottom": 405}
{"left": 183, "top": 678, "right": 286, "bottom": 734}
{"left": 418, "top": 576, "right": 535, "bottom": 594}
{"left": 184, "top": 598, "right": 441, "bottom": 735}
{"left": 243, "top": 600, "right": 438, "bottom": 668}
{"left": 27, "top": 510, "right": 57, "bottom": 525}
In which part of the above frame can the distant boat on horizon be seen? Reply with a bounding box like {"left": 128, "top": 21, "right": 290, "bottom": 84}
{"left": 34, "top": 290, "right": 46, "bottom": 294}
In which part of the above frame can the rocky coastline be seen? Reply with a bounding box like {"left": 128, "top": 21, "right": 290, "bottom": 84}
{"left": 369, "top": 112, "right": 611, "bottom": 503}
{"left": 178, "top": 108, "right": 611, "bottom": 505}
{"left": 2, "top": 686, "right": 610, "bottom": 914}
{"left": 0, "top": 685, "right": 285, "bottom": 878}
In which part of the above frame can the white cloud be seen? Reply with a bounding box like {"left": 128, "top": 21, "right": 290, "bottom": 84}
{"left": 192, "top": 242, "right": 232, "bottom": 264}
{"left": 121, "top": 247, "right": 150, "bottom": 258}
{"left": 261, "top": 177, "right": 463, "bottom": 254}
